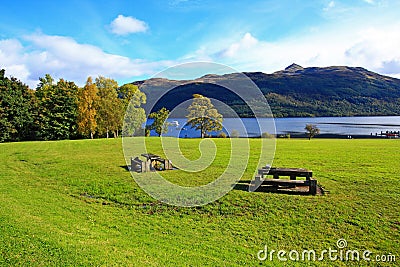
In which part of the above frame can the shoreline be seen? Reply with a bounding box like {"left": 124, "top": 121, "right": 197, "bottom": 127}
{"left": 282, "top": 133, "right": 397, "bottom": 139}
{"left": 199, "top": 133, "right": 399, "bottom": 139}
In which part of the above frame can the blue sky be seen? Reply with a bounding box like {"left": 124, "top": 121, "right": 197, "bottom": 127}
{"left": 1, "top": 0, "right": 400, "bottom": 88}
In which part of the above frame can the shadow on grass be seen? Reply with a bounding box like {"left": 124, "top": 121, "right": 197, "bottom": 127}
{"left": 120, "top": 165, "right": 130, "bottom": 171}
{"left": 120, "top": 165, "right": 179, "bottom": 172}
{"left": 120, "top": 165, "right": 146, "bottom": 172}
{"left": 234, "top": 180, "right": 315, "bottom": 196}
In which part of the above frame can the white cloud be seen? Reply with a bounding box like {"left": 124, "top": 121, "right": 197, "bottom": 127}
{"left": 323, "top": 1, "right": 336, "bottom": 11}
{"left": 363, "top": 0, "right": 375, "bottom": 4}
{"left": 0, "top": 33, "right": 169, "bottom": 88}
{"left": 109, "top": 15, "right": 148, "bottom": 35}
{"left": 2, "top": 11, "right": 400, "bottom": 90}
{"left": 216, "top": 33, "right": 258, "bottom": 58}
{"left": 0, "top": 39, "right": 31, "bottom": 82}
{"left": 344, "top": 26, "right": 400, "bottom": 72}
{"left": 185, "top": 21, "right": 400, "bottom": 78}
{"left": 380, "top": 60, "right": 400, "bottom": 74}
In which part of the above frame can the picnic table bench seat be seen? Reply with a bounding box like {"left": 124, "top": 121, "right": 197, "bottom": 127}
{"left": 130, "top": 157, "right": 150, "bottom": 172}
{"left": 258, "top": 167, "right": 312, "bottom": 180}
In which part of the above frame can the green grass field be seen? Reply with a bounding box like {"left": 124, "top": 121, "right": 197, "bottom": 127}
{"left": 0, "top": 138, "right": 399, "bottom": 266}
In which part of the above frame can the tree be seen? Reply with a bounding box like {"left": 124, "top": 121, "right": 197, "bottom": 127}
{"left": 35, "top": 75, "right": 79, "bottom": 140}
{"left": 305, "top": 124, "right": 320, "bottom": 140}
{"left": 0, "top": 69, "right": 36, "bottom": 142}
{"left": 186, "top": 94, "right": 223, "bottom": 138}
{"left": 77, "top": 77, "right": 98, "bottom": 139}
{"left": 118, "top": 83, "right": 146, "bottom": 136}
{"left": 119, "top": 83, "right": 147, "bottom": 137}
{"left": 117, "top": 83, "right": 146, "bottom": 109}
{"left": 147, "top": 107, "right": 170, "bottom": 136}
{"left": 123, "top": 105, "right": 146, "bottom": 136}
{"left": 95, "top": 76, "right": 121, "bottom": 138}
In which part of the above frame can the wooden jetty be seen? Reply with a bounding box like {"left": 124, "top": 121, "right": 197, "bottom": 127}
{"left": 379, "top": 131, "right": 399, "bottom": 138}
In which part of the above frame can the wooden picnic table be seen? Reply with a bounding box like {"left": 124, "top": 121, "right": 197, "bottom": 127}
{"left": 258, "top": 167, "right": 312, "bottom": 180}
{"left": 141, "top": 153, "right": 161, "bottom": 161}
{"left": 254, "top": 166, "right": 317, "bottom": 195}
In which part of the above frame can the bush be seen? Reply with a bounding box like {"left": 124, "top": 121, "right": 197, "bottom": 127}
{"left": 230, "top": 129, "right": 240, "bottom": 138}
{"left": 218, "top": 132, "right": 227, "bottom": 138}
{"left": 261, "top": 132, "right": 275, "bottom": 138}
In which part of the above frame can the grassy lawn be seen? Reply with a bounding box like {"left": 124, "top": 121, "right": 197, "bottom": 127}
{"left": 0, "top": 138, "right": 399, "bottom": 266}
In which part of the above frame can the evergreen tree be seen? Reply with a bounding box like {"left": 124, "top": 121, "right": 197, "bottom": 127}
{"left": 0, "top": 69, "right": 36, "bottom": 142}
{"left": 35, "top": 75, "right": 79, "bottom": 140}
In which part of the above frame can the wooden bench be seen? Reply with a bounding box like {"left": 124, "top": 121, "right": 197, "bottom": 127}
{"left": 252, "top": 167, "right": 317, "bottom": 195}
{"left": 130, "top": 157, "right": 150, "bottom": 172}
{"left": 141, "top": 153, "right": 173, "bottom": 171}
{"left": 157, "top": 158, "right": 173, "bottom": 170}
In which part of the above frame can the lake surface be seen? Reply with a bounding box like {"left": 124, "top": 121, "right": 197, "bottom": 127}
{"left": 146, "top": 116, "right": 400, "bottom": 138}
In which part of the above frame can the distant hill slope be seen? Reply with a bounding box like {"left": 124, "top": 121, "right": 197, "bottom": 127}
{"left": 131, "top": 64, "right": 400, "bottom": 117}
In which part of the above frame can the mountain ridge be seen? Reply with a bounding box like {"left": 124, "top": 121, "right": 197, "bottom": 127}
{"left": 131, "top": 64, "right": 400, "bottom": 117}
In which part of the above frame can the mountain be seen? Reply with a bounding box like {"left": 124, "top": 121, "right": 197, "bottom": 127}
{"left": 274, "top": 63, "right": 304, "bottom": 74}
{"left": 131, "top": 64, "right": 400, "bottom": 117}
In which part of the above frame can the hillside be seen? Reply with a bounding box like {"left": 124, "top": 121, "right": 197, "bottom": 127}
{"left": 132, "top": 64, "right": 400, "bottom": 117}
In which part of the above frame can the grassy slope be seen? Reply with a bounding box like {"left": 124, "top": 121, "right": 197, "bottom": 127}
{"left": 0, "top": 138, "right": 399, "bottom": 266}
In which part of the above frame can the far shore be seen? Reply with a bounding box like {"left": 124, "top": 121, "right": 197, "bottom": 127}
{"left": 184, "top": 133, "right": 398, "bottom": 139}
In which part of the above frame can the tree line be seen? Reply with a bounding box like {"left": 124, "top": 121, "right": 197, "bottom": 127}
{"left": 1, "top": 68, "right": 224, "bottom": 142}
{"left": 1, "top": 68, "right": 319, "bottom": 141}
{"left": 0, "top": 69, "right": 145, "bottom": 142}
